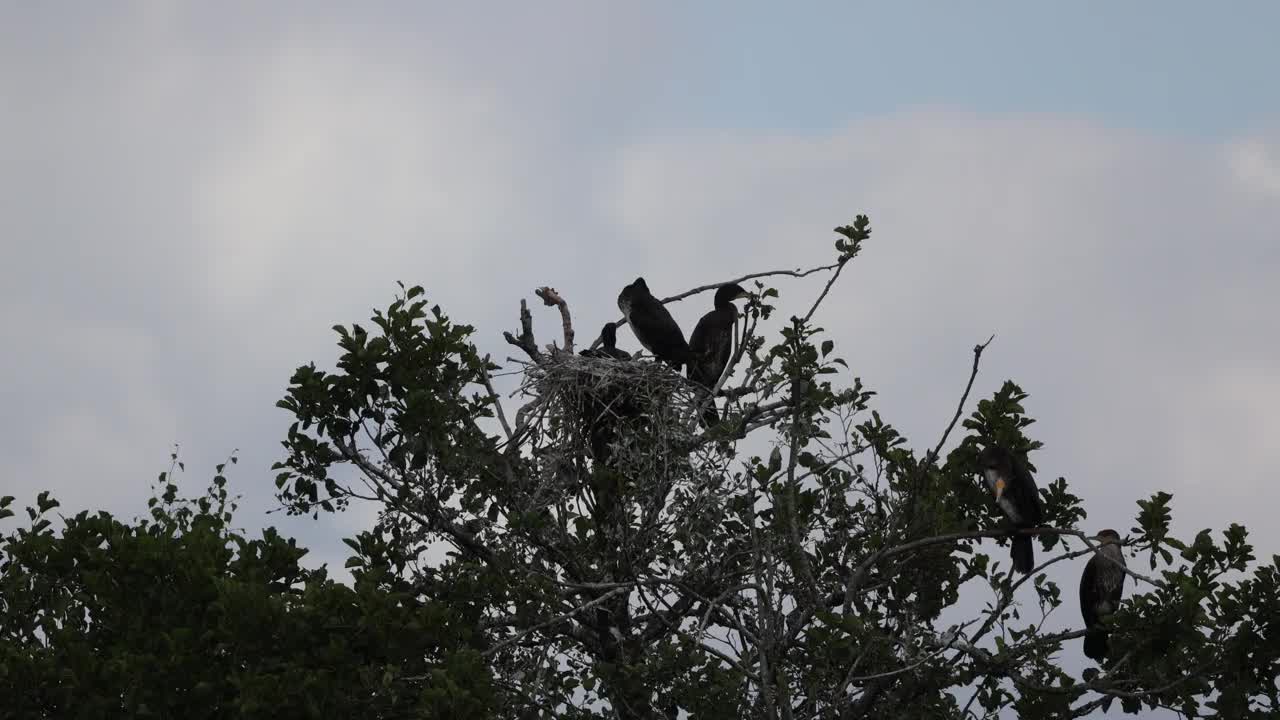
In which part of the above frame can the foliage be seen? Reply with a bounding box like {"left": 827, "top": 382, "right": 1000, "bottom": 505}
{"left": 0, "top": 456, "right": 494, "bottom": 719}
{"left": 271, "top": 215, "right": 1280, "bottom": 718}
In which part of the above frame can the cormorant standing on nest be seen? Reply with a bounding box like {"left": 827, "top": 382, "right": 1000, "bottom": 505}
{"left": 1080, "top": 529, "right": 1126, "bottom": 662}
{"left": 687, "top": 283, "right": 750, "bottom": 425}
{"left": 617, "top": 278, "right": 692, "bottom": 370}
{"left": 977, "top": 446, "right": 1044, "bottom": 574}
{"left": 580, "top": 322, "right": 631, "bottom": 361}
{"left": 578, "top": 323, "right": 635, "bottom": 463}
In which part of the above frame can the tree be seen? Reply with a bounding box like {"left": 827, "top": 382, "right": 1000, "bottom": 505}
{"left": 0, "top": 455, "right": 494, "bottom": 719}
{"left": 275, "top": 215, "right": 1280, "bottom": 718}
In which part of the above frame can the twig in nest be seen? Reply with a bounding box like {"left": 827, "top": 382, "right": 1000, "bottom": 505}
{"left": 503, "top": 298, "right": 542, "bottom": 361}
{"left": 522, "top": 353, "right": 705, "bottom": 508}
{"left": 535, "top": 286, "right": 574, "bottom": 354}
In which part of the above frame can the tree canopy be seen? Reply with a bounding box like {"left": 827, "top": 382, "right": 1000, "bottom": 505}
{"left": 0, "top": 456, "right": 494, "bottom": 719}
{"left": 4, "top": 214, "right": 1278, "bottom": 718}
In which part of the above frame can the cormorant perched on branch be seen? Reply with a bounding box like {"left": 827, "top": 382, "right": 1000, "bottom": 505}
{"left": 977, "top": 446, "right": 1044, "bottom": 574}
{"left": 1080, "top": 529, "right": 1126, "bottom": 662}
{"left": 617, "top": 278, "right": 692, "bottom": 370}
{"left": 580, "top": 322, "right": 631, "bottom": 361}
{"left": 687, "top": 283, "right": 750, "bottom": 425}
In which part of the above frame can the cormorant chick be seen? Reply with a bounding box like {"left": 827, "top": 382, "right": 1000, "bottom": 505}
{"left": 580, "top": 322, "right": 632, "bottom": 361}
{"left": 578, "top": 322, "right": 636, "bottom": 463}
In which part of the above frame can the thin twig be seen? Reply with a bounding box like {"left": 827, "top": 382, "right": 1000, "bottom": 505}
{"left": 481, "top": 354, "right": 514, "bottom": 441}
{"left": 901, "top": 335, "right": 994, "bottom": 532}
{"left": 482, "top": 587, "right": 631, "bottom": 658}
{"left": 589, "top": 262, "right": 844, "bottom": 350}
{"left": 800, "top": 257, "right": 849, "bottom": 324}
{"left": 930, "top": 335, "right": 995, "bottom": 465}
{"left": 843, "top": 620, "right": 979, "bottom": 684}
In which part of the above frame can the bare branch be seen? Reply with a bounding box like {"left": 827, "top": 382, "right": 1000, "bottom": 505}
{"left": 859, "top": 527, "right": 1165, "bottom": 590}
{"left": 589, "top": 261, "right": 844, "bottom": 350}
{"left": 503, "top": 298, "right": 542, "bottom": 361}
{"left": 667, "top": 263, "right": 842, "bottom": 306}
{"left": 535, "top": 286, "right": 574, "bottom": 353}
{"left": 842, "top": 620, "right": 979, "bottom": 685}
{"left": 332, "top": 436, "right": 494, "bottom": 563}
{"left": 800, "top": 256, "right": 850, "bottom": 325}
{"left": 902, "top": 334, "right": 994, "bottom": 531}
{"left": 480, "top": 354, "right": 514, "bottom": 442}
{"left": 482, "top": 586, "right": 630, "bottom": 658}
{"left": 930, "top": 334, "right": 995, "bottom": 464}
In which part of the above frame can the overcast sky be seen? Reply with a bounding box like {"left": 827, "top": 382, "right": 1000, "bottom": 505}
{"left": 2, "top": 4, "right": 1278, "bottom": 716}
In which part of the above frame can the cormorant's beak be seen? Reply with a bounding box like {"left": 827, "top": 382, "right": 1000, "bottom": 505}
{"left": 993, "top": 477, "right": 1006, "bottom": 498}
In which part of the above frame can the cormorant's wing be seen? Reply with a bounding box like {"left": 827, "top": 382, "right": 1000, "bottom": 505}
{"left": 688, "top": 308, "right": 736, "bottom": 387}
{"left": 1079, "top": 556, "right": 1100, "bottom": 627}
{"left": 1011, "top": 458, "right": 1045, "bottom": 525}
{"left": 631, "top": 296, "right": 689, "bottom": 360}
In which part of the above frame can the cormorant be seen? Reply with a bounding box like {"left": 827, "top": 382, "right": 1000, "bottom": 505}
{"left": 617, "top": 278, "right": 692, "bottom": 370}
{"left": 687, "top": 283, "right": 750, "bottom": 425}
{"left": 580, "top": 322, "right": 632, "bottom": 361}
{"left": 578, "top": 323, "right": 636, "bottom": 463}
{"left": 977, "top": 446, "right": 1044, "bottom": 574}
{"left": 1079, "top": 529, "right": 1126, "bottom": 662}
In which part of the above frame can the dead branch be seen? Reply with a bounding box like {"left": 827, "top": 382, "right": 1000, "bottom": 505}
{"left": 535, "top": 286, "right": 574, "bottom": 353}
{"left": 503, "top": 298, "right": 542, "bottom": 361}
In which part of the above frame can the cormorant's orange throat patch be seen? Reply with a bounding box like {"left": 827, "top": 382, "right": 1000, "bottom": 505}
{"left": 994, "top": 477, "right": 1006, "bottom": 496}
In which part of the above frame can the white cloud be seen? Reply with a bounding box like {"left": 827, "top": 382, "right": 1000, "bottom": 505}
{"left": 1227, "top": 136, "right": 1280, "bottom": 198}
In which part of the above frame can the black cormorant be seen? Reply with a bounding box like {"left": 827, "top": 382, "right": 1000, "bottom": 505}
{"left": 617, "top": 278, "right": 692, "bottom": 370}
{"left": 578, "top": 323, "right": 637, "bottom": 464}
{"left": 687, "top": 283, "right": 750, "bottom": 425}
{"left": 580, "top": 322, "right": 632, "bottom": 361}
{"left": 1079, "top": 528, "right": 1126, "bottom": 662}
{"left": 977, "top": 446, "right": 1044, "bottom": 574}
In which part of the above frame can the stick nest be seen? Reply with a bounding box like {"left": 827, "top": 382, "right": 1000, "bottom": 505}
{"left": 515, "top": 352, "right": 713, "bottom": 509}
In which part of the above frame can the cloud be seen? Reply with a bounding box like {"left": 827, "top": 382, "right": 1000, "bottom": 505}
{"left": 606, "top": 112, "right": 1279, "bottom": 547}
{"left": 0, "top": 2, "right": 675, "bottom": 549}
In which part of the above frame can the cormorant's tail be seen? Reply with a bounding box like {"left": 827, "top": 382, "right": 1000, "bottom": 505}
{"left": 1011, "top": 535, "right": 1034, "bottom": 574}
{"left": 1083, "top": 628, "right": 1109, "bottom": 662}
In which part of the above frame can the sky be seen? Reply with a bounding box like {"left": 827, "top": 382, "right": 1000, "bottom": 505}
{"left": 2, "top": 3, "right": 1278, "bottom": 716}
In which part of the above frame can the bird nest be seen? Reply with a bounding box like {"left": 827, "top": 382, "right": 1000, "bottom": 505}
{"left": 528, "top": 352, "right": 700, "bottom": 446}
{"left": 514, "top": 352, "right": 719, "bottom": 512}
